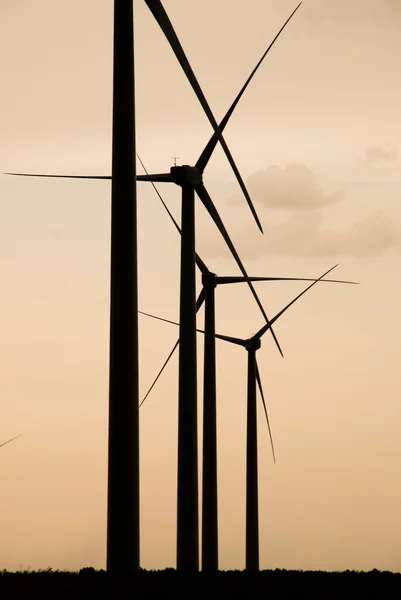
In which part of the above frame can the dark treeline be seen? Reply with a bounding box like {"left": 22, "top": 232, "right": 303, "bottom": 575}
{"left": 1, "top": 568, "right": 400, "bottom": 598}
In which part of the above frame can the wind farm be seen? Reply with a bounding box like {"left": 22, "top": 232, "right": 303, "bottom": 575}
{"left": 137, "top": 153, "right": 358, "bottom": 572}
{"left": 2, "top": 0, "right": 401, "bottom": 592}
{"left": 140, "top": 262, "right": 351, "bottom": 570}
{"left": 3, "top": 0, "right": 355, "bottom": 574}
{"left": 5, "top": 0, "right": 303, "bottom": 572}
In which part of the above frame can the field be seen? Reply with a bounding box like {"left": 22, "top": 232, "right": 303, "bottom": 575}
{"left": 2, "top": 568, "right": 401, "bottom": 598}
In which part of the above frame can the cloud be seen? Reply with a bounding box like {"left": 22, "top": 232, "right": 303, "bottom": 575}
{"left": 205, "top": 161, "right": 401, "bottom": 259}
{"left": 229, "top": 164, "right": 345, "bottom": 211}
{"left": 366, "top": 144, "right": 398, "bottom": 163}
{"left": 51, "top": 229, "right": 64, "bottom": 240}
{"left": 305, "top": 0, "right": 401, "bottom": 26}
{"left": 198, "top": 211, "right": 401, "bottom": 259}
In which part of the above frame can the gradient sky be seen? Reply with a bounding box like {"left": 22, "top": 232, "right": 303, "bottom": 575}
{"left": 1, "top": 0, "right": 401, "bottom": 573}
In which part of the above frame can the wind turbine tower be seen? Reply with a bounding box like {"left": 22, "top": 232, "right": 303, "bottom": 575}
{"left": 107, "top": 1, "right": 139, "bottom": 573}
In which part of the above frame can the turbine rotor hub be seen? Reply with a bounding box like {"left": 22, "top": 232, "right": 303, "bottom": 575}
{"left": 202, "top": 271, "right": 217, "bottom": 289}
{"left": 170, "top": 165, "right": 202, "bottom": 187}
{"left": 245, "top": 338, "right": 261, "bottom": 352}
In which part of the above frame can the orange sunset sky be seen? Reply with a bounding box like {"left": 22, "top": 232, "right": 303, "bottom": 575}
{"left": 1, "top": 0, "right": 401, "bottom": 572}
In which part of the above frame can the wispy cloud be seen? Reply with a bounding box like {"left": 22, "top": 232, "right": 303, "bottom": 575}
{"left": 305, "top": 0, "right": 401, "bottom": 26}
{"left": 207, "top": 162, "right": 401, "bottom": 258}
{"left": 229, "top": 164, "right": 345, "bottom": 211}
{"left": 199, "top": 211, "right": 401, "bottom": 259}
{"left": 51, "top": 229, "right": 64, "bottom": 240}
{"left": 365, "top": 144, "right": 398, "bottom": 163}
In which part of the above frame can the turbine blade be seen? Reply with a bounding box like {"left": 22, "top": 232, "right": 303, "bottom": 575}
{"left": 4, "top": 173, "right": 110, "bottom": 180}
{"left": 136, "top": 173, "right": 172, "bottom": 182}
{"left": 139, "top": 308, "right": 247, "bottom": 347}
{"left": 144, "top": 0, "right": 263, "bottom": 232}
{"left": 5, "top": 171, "right": 173, "bottom": 184}
{"left": 313, "top": 279, "right": 358, "bottom": 285}
{"left": 196, "top": 2, "right": 302, "bottom": 172}
{"left": 0, "top": 434, "right": 23, "bottom": 449}
{"left": 255, "top": 265, "right": 339, "bottom": 339}
{"left": 255, "top": 358, "right": 276, "bottom": 464}
{"left": 217, "top": 276, "right": 284, "bottom": 285}
{"left": 139, "top": 340, "right": 179, "bottom": 407}
{"left": 137, "top": 154, "right": 182, "bottom": 236}
{"left": 140, "top": 309, "right": 212, "bottom": 339}
{"left": 194, "top": 254, "right": 210, "bottom": 276}
{"left": 214, "top": 333, "right": 246, "bottom": 346}
{"left": 139, "top": 310, "right": 180, "bottom": 328}
{"left": 139, "top": 289, "right": 205, "bottom": 408}
{"left": 217, "top": 276, "right": 358, "bottom": 285}
{"left": 195, "top": 183, "right": 283, "bottom": 357}
{"left": 196, "top": 288, "right": 206, "bottom": 312}
{"left": 136, "top": 154, "right": 209, "bottom": 275}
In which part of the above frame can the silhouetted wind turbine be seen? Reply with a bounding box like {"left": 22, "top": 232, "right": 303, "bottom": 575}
{"left": 4, "top": 2, "right": 140, "bottom": 573}
{"left": 12, "top": 3, "right": 139, "bottom": 572}
{"left": 139, "top": 263, "right": 344, "bottom": 571}
{"left": 105, "top": 2, "right": 140, "bottom": 573}
{"left": 0, "top": 435, "right": 22, "bottom": 449}
{"left": 140, "top": 269, "right": 356, "bottom": 572}
{"left": 137, "top": 156, "right": 358, "bottom": 572}
{"left": 134, "top": 6, "right": 301, "bottom": 570}
{"left": 5, "top": 2, "right": 303, "bottom": 571}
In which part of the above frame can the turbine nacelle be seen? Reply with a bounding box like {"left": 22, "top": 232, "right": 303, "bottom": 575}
{"left": 170, "top": 165, "right": 203, "bottom": 187}
{"left": 202, "top": 271, "right": 218, "bottom": 289}
{"left": 245, "top": 338, "right": 261, "bottom": 352}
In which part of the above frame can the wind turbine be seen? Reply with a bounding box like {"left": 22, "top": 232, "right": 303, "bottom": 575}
{"left": 0, "top": 435, "right": 23, "bottom": 449}
{"left": 12, "top": 3, "right": 139, "bottom": 572}
{"left": 124, "top": 5, "right": 301, "bottom": 571}
{"left": 5, "top": 2, "right": 303, "bottom": 571}
{"left": 139, "top": 267, "right": 356, "bottom": 572}
{"left": 139, "top": 262, "right": 352, "bottom": 570}
{"left": 137, "top": 156, "right": 358, "bottom": 572}
{"left": 105, "top": 1, "right": 139, "bottom": 573}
